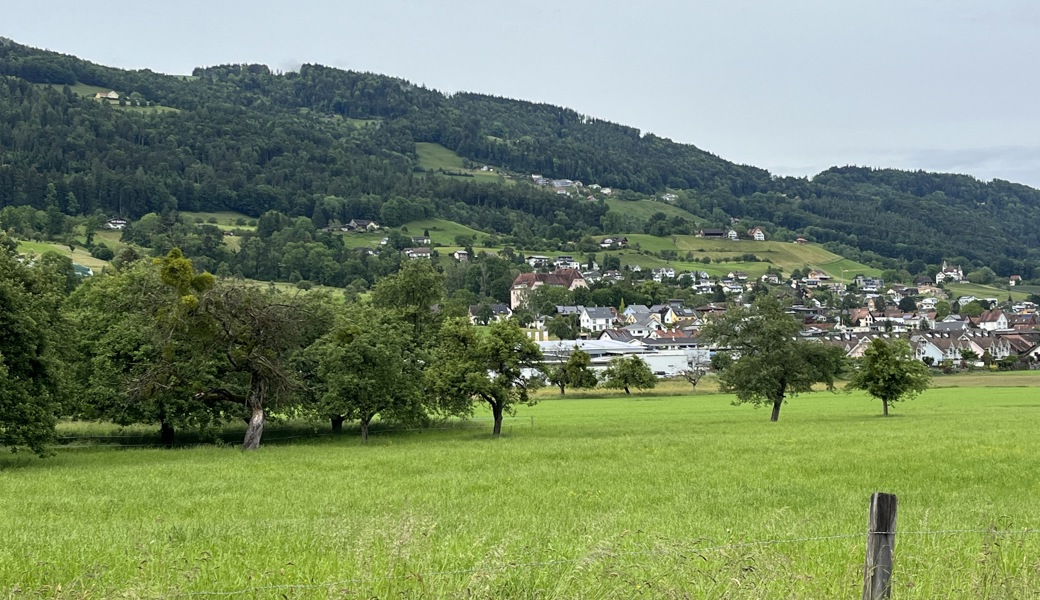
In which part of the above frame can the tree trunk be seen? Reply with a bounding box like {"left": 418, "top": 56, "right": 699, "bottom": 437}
{"left": 360, "top": 418, "right": 370, "bottom": 443}
{"left": 624, "top": 386, "right": 631, "bottom": 395}
{"left": 159, "top": 420, "right": 175, "bottom": 447}
{"left": 770, "top": 380, "right": 787, "bottom": 422}
{"left": 558, "top": 383, "right": 566, "bottom": 395}
{"left": 883, "top": 400, "right": 890, "bottom": 417}
{"left": 492, "top": 403, "right": 504, "bottom": 437}
{"left": 241, "top": 374, "right": 267, "bottom": 451}
{"left": 331, "top": 415, "right": 344, "bottom": 433}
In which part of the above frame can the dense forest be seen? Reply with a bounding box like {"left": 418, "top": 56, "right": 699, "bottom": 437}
{"left": 3, "top": 38, "right": 1040, "bottom": 278}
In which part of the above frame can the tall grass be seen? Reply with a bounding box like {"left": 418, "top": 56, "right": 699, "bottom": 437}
{"left": 3, "top": 387, "right": 1040, "bottom": 598}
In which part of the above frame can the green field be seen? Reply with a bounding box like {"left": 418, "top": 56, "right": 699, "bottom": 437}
{"left": 180, "top": 211, "right": 256, "bottom": 231}
{"left": 16, "top": 240, "right": 110, "bottom": 272}
{"left": 607, "top": 236, "right": 880, "bottom": 279}
{"left": 604, "top": 197, "right": 702, "bottom": 224}
{"left": 402, "top": 218, "right": 488, "bottom": 246}
{"left": 4, "top": 385, "right": 1040, "bottom": 598}
{"left": 43, "top": 83, "right": 180, "bottom": 113}
{"left": 946, "top": 281, "right": 1026, "bottom": 302}
{"left": 416, "top": 142, "right": 505, "bottom": 184}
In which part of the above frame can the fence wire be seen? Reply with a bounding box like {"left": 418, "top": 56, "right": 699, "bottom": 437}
{"left": 144, "top": 528, "right": 1040, "bottom": 599}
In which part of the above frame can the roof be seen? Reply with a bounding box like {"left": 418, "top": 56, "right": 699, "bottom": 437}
{"left": 469, "top": 303, "right": 511, "bottom": 315}
{"left": 511, "top": 269, "right": 586, "bottom": 289}
{"left": 977, "top": 309, "right": 1005, "bottom": 323}
{"left": 582, "top": 306, "right": 615, "bottom": 320}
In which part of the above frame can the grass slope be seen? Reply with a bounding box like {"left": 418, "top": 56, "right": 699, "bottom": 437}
{"left": 604, "top": 197, "right": 702, "bottom": 224}
{"left": 16, "top": 240, "right": 109, "bottom": 272}
{"left": 43, "top": 82, "right": 180, "bottom": 113}
{"left": 416, "top": 142, "right": 504, "bottom": 184}
{"left": 946, "top": 281, "right": 1027, "bottom": 302}
{"left": 3, "top": 386, "right": 1040, "bottom": 598}
{"left": 611, "top": 236, "right": 880, "bottom": 279}
{"left": 402, "top": 218, "right": 487, "bottom": 246}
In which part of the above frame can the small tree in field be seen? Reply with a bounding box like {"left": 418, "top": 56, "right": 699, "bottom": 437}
{"left": 544, "top": 349, "right": 598, "bottom": 395}
{"left": 701, "top": 295, "right": 845, "bottom": 421}
{"left": 427, "top": 318, "right": 543, "bottom": 437}
{"left": 846, "top": 338, "right": 931, "bottom": 416}
{"left": 602, "top": 355, "right": 657, "bottom": 395}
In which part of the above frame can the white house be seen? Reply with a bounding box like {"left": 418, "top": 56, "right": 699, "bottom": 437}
{"left": 579, "top": 306, "right": 616, "bottom": 332}
{"left": 975, "top": 309, "right": 1009, "bottom": 332}
{"left": 935, "top": 261, "right": 964, "bottom": 283}
{"left": 748, "top": 227, "right": 766, "bottom": 241}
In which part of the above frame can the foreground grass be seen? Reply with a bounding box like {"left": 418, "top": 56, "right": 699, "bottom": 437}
{"left": 3, "top": 388, "right": 1040, "bottom": 598}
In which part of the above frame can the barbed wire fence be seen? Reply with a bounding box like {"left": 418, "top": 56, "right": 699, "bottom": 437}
{"left": 136, "top": 520, "right": 1040, "bottom": 600}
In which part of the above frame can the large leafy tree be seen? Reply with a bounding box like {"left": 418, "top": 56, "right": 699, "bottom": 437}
{"left": 66, "top": 252, "right": 228, "bottom": 446}
{"left": 198, "top": 282, "right": 329, "bottom": 450}
{"left": 847, "top": 338, "right": 931, "bottom": 416}
{"left": 601, "top": 355, "right": 657, "bottom": 395}
{"left": 702, "top": 295, "right": 845, "bottom": 421}
{"left": 544, "top": 349, "right": 598, "bottom": 395}
{"left": 427, "top": 318, "right": 543, "bottom": 437}
{"left": 0, "top": 246, "right": 70, "bottom": 455}
{"left": 371, "top": 259, "right": 444, "bottom": 345}
{"left": 303, "top": 304, "right": 425, "bottom": 441}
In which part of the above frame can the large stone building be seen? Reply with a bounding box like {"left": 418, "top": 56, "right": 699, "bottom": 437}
{"left": 509, "top": 268, "right": 587, "bottom": 309}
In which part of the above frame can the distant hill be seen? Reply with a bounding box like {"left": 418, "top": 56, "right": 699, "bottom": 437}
{"left": 1, "top": 38, "right": 1039, "bottom": 281}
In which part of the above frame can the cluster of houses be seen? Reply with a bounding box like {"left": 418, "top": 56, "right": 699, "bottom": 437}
{"left": 697, "top": 227, "right": 768, "bottom": 241}
{"left": 496, "top": 262, "right": 1040, "bottom": 375}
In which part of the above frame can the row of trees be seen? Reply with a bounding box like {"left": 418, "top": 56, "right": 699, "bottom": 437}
{"left": 704, "top": 295, "right": 932, "bottom": 421}
{"left": 2, "top": 241, "right": 934, "bottom": 456}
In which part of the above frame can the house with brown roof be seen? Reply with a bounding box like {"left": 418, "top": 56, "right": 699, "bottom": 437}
{"left": 975, "top": 309, "right": 1009, "bottom": 332}
{"left": 509, "top": 268, "right": 587, "bottom": 309}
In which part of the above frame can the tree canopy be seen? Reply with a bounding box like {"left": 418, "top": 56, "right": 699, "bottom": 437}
{"left": 846, "top": 338, "right": 932, "bottom": 416}
{"left": 0, "top": 246, "right": 67, "bottom": 455}
{"left": 426, "top": 318, "right": 543, "bottom": 436}
{"left": 601, "top": 355, "right": 657, "bottom": 395}
{"left": 701, "top": 295, "right": 845, "bottom": 421}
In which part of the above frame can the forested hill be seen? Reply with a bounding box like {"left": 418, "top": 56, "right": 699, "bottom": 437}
{"left": 3, "top": 38, "right": 1040, "bottom": 278}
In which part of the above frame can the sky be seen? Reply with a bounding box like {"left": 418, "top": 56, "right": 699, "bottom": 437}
{"left": 7, "top": 0, "right": 1040, "bottom": 187}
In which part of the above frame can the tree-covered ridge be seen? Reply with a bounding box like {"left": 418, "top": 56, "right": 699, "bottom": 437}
{"left": 2, "top": 38, "right": 1040, "bottom": 278}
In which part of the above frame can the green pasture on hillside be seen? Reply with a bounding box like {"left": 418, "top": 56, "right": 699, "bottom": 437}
{"left": 401, "top": 218, "right": 488, "bottom": 246}
{"left": 604, "top": 236, "right": 880, "bottom": 279}
{"left": 946, "top": 281, "right": 1026, "bottom": 302}
{"left": 43, "top": 83, "right": 180, "bottom": 113}
{"left": 415, "top": 143, "right": 505, "bottom": 184}
{"left": 603, "top": 197, "right": 702, "bottom": 224}
{"left": 4, "top": 385, "right": 1040, "bottom": 598}
{"left": 180, "top": 211, "right": 256, "bottom": 231}
{"left": 15, "top": 240, "right": 109, "bottom": 272}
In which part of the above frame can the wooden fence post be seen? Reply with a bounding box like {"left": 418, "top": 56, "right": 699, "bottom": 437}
{"left": 863, "top": 492, "right": 898, "bottom": 600}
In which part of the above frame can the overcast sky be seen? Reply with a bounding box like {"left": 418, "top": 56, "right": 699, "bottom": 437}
{"left": 7, "top": 1, "right": 1040, "bottom": 187}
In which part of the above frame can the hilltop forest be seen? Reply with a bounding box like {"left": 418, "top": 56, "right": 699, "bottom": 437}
{"left": 2, "top": 37, "right": 1040, "bottom": 280}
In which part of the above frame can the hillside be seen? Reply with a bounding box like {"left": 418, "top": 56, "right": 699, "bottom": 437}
{"left": 1, "top": 38, "right": 1040, "bottom": 282}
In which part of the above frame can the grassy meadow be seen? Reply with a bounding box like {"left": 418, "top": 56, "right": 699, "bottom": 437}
{"left": 4, "top": 383, "right": 1040, "bottom": 598}
{"left": 416, "top": 142, "right": 506, "bottom": 184}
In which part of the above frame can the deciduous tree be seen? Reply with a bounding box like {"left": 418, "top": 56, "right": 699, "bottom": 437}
{"left": 303, "top": 304, "right": 425, "bottom": 441}
{"left": 601, "top": 355, "right": 657, "bottom": 395}
{"left": 544, "top": 349, "right": 598, "bottom": 395}
{"left": 427, "top": 318, "right": 543, "bottom": 437}
{"left": 846, "top": 338, "right": 931, "bottom": 416}
{"left": 0, "top": 246, "right": 69, "bottom": 455}
{"left": 701, "top": 295, "right": 845, "bottom": 421}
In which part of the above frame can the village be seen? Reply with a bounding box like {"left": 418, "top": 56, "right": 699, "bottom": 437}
{"left": 486, "top": 256, "right": 1040, "bottom": 376}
